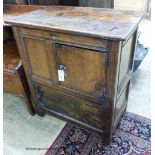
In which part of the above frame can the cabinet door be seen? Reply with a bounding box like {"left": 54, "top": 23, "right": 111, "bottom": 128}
{"left": 53, "top": 43, "right": 107, "bottom": 98}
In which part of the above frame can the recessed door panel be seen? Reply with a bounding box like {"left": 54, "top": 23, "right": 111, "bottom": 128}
{"left": 55, "top": 44, "right": 107, "bottom": 98}
{"left": 22, "top": 36, "right": 56, "bottom": 86}
{"left": 22, "top": 37, "right": 51, "bottom": 81}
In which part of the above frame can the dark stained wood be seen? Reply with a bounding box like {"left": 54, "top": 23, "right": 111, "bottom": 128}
{"left": 5, "top": 6, "right": 144, "bottom": 41}
{"left": 18, "top": 28, "right": 108, "bottom": 104}
{"left": 17, "top": 64, "right": 35, "bottom": 115}
{"left": 55, "top": 44, "right": 107, "bottom": 98}
{"left": 34, "top": 84, "right": 104, "bottom": 131}
{"left": 101, "top": 40, "right": 122, "bottom": 144}
{"left": 6, "top": 6, "right": 143, "bottom": 145}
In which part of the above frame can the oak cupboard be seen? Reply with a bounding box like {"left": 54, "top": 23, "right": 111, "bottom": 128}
{"left": 5, "top": 6, "right": 143, "bottom": 145}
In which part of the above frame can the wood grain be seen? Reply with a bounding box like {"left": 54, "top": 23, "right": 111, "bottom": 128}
{"left": 55, "top": 44, "right": 107, "bottom": 98}
{"left": 4, "top": 6, "right": 144, "bottom": 41}
{"left": 6, "top": 5, "right": 143, "bottom": 145}
{"left": 3, "top": 4, "right": 46, "bottom": 26}
{"left": 35, "top": 84, "right": 104, "bottom": 131}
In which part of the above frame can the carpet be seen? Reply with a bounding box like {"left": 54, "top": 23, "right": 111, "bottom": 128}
{"left": 133, "top": 41, "right": 149, "bottom": 72}
{"left": 45, "top": 112, "right": 151, "bottom": 155}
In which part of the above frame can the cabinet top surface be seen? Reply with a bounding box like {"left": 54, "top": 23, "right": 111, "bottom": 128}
{"left": 4, "top": 6, "right": 144, "bottom": 41}
{"left": 3, "top": 4, "right": 46, "bottom": 26}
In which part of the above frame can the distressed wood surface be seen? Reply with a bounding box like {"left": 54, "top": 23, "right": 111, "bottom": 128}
{"left": 3, "top": 4, "right": 45, "bottom": 26}
{"left": 5, "top": 6, "right": 144, "bottom": 41}
{"left": 35, "top": 84, "right": 104, "bottom": 131}
{"left": 5, "top": 5, "right": 142, "bottom": 145}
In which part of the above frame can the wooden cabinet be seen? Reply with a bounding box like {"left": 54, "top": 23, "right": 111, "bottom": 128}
{"left": 5, "top": 6, "right": 143, "bottom": 145}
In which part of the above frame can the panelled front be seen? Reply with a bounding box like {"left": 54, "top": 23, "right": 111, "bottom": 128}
{"left": 19, "top": 28, "right": 108, "bottom": 101}
{"left": 6, "top": 5, "right": 143, "bottom": 145}
{"left": 13, "top": 26, "right": 136, "bottom": 144}
{"left": 18, "top": 27, "right": 108, "bottom": 132}
{"left": 34, "top": 83, "right": 104, "bottom": 131}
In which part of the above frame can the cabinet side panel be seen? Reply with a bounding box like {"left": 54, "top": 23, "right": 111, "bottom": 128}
{"left": 118, "top": 35, "right": 134, "bottom": 86}
{"left": 114, "top": 81, "right": 130, "bottom": 127}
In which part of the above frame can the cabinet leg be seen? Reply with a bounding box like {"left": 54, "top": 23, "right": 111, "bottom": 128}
{"left": 102, "top": 124, "right": 112, "bottom": 146}
{"left": 16, "top": 65, "right": 35, "bottom": 116}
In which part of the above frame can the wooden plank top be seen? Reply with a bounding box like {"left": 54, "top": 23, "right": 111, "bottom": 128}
{"left": 4, "top": 6, "right": 144, "bottom": 41}
{"left": 3, "top": 4, "right": 46, "bottom": 26}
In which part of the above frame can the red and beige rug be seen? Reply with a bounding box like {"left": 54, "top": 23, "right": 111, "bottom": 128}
{"left": 45, "top": 112, "right": 151, "bottom": 155}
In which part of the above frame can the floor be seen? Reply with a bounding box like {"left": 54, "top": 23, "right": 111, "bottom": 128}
{"left": 3, "top": 19, "right": 151, "bottom": 155}
{"left": 127, "top": 19, "right": 151, "bottom": 119}
{"left": 3, "top": 94, "right": 66, "bottom": 155}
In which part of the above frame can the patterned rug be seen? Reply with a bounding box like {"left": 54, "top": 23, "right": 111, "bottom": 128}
{"left": 45, "top": 112, "right": 151, "bottom": 155}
